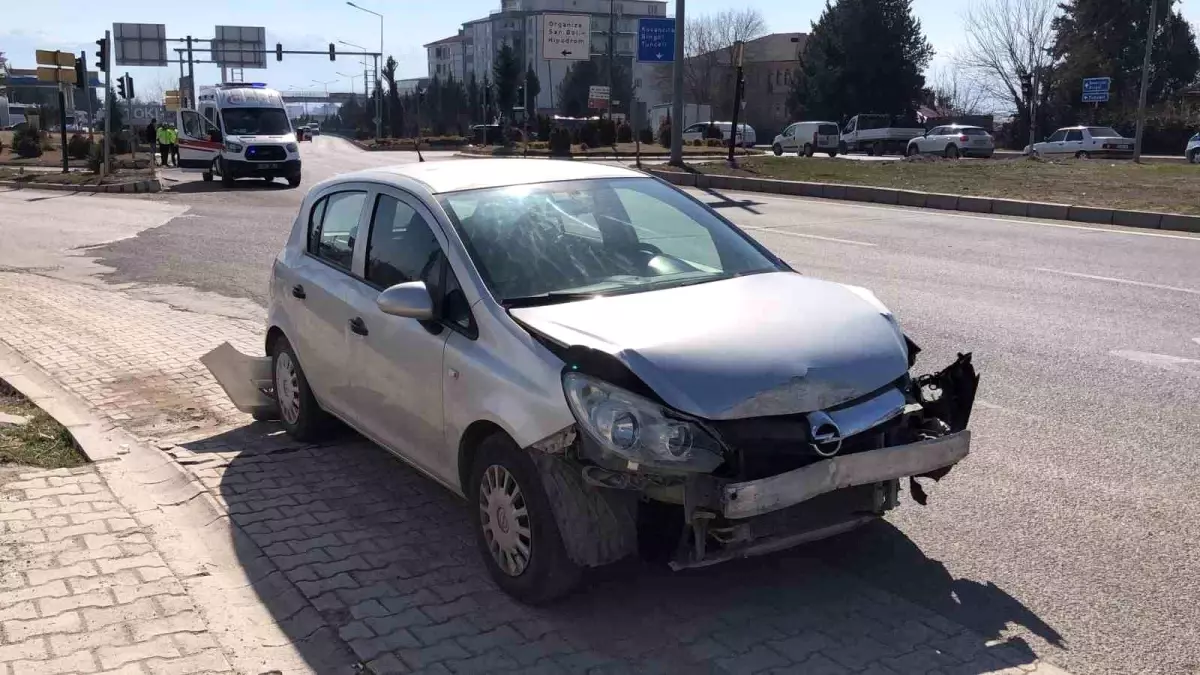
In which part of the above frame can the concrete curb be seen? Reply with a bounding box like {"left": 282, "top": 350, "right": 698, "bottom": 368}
{"left": 0, "top": 177, "right": 161, "bottom": 194}
{"left": 648, "top": 169, "right": 1200, "bottom": 234}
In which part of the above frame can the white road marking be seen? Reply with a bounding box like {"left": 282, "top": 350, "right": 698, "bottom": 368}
{"left": 1035, "top": 268, "right": 1200, "bottom": 295}
{"left": 742, "top": 226, "right": 877, "bottom": 247}
{"left": 707, "top": 190, "right": 1200, "bottom": 242}
{"left": 1111, "top": 350, "right": 1200, "bottom": 375}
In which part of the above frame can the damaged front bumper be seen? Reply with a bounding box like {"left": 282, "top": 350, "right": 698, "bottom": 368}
{"left": 199, "top": 342, "right": 277, "bottom": 418}
{"left": 719, "top": 430, "right": 969, "bottom": 520}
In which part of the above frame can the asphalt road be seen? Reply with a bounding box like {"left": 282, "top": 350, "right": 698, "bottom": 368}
{"left": 39, "top": 137, "right": 1200, "bottom": 674}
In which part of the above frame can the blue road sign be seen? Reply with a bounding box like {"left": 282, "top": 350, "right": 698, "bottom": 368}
{"left": 1082, "top": 91, "right": 1109, "bottom": 103}
{"left": 637, "top": 18, "right": 676, "bottom": 63}
{"left": 1082, "top": 77, "right": 1111, "bottom": 93}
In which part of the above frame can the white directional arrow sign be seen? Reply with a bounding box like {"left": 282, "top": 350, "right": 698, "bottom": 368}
{"left": 544, "top": 14, "right": 588, "bottom": 61}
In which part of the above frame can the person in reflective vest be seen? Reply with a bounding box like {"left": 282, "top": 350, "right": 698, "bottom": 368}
{"left": 166, "top": 126, "right": 179, "bottom": 167}
{"left": 156, "top": 125, "right": 172, "bottom": 167}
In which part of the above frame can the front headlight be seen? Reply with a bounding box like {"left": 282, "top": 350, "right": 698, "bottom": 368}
{"left": 225, "top": 141, "right": 244, "bottom": 152}
{"left": 562, "top": 372, "right": 724, "bottom": 472}
{"left": 286, "top": 143, "right": 298, "bottom": 153}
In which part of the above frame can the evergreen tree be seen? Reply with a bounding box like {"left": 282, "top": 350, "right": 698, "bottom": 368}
{"left": 789, "top": 0, "right": 933, "bottom": 120}
{"left": 467, "top": 73, "right": 481, "bottom": 124}
{"left": 556, "top": 57, "right": 632, "bottom": 117}
{"left": 493, "top": 42, "right": 522, "bottom": 122}
{"left": 1050, "top": 0, "right": 1198, "bottom": 116}
{"left": 525, "top": 65, "right": 541, "bottom": 112}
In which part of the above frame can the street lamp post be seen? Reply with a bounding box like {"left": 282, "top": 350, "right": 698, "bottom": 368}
{"left": 337, "top": 71, "right": 360, "bottom": 97}
{"left": 339, "top": 40, "right": 371, "bottom": 99}
{"left": 312, "top": 80, "right": 336, "bottom": 121}
{"left": 346, "top": 2, "right": 384, "bottom": 140}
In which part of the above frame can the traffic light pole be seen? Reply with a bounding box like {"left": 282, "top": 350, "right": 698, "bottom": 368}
{"left": 102, "top": 30, "right": 111, "bottom": 179}
{"left": 80, "top": 51, "right": 95, "bottom": 142}
{"left": 58, "top": 83, "right": 69, "bottom": 173}
{"left": 126, "top": 73, "right": 136, "bottom": 165}
{"left": 669, "top": 0, "right": 685, "bottom": 167}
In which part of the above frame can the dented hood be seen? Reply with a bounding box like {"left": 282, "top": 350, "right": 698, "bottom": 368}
{"left": 510, "top": 272, "right": 910, "bottom": 420}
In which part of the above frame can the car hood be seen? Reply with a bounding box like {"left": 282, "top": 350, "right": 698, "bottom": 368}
{"left": 510, "top": 272, "right": 910, "bottom": 420}
{"left": 233, "top": 135, "right": 294, "bottom": 144}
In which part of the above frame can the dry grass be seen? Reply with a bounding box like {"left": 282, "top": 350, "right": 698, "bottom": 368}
{"left": 0, "top": 382, "right": 85, "bottom": 470}
{"left": 688, "top": 155, "right": 1200, "bottom": 215}
{"left": 0, "top": 166, "right": 154, "bottom": 186}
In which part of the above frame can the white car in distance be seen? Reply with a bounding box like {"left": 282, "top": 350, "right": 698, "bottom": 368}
{"left": 1030, "top": 126, "right": 1133, "bottom": 159}
{"left": 1187, "top": 132, "right": 1199, "bottom": 164}
{"left": 906, "top": 125, "right": 995, "bottom": 159}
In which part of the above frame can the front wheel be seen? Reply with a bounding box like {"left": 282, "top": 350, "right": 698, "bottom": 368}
{"left": 1190, "top": 150, "right": 1200, "bottom": 164}
{"left": 470, "top": 434, "right": 581, "bottom": 605}
{"left": 202, "top": 171, "right": 213, "bottom": 182}
{"left": 906, "top": 144, "right": 918, "bottom": 157}
{"left": 802, "top": 143, "right": 813, "bottom": 157}
{"left": 219, "top": 159, "right": 235, "bottom": 187}
{"left": 1075, "top": 150, "right": 1090, "bottom": 159}
{"left": 772, "top": 143, "right": 783, "bottom": 157}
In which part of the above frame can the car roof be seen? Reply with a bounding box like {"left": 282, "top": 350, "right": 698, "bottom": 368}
{"left": 335, "top": 159, "right": 646, "bottom": 194}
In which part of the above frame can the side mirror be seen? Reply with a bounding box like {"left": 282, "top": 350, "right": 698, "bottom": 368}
{"left": 376, "top": 281, "right": 434, "bottom": 320}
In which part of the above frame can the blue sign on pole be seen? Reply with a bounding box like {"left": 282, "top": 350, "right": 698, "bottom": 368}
{"left": 637, "top": 18, "right": 676, "bottom": 63}
{"left": 1082, "top": 91, "right": 1109, "bottom": 103}
{"left": 1082, "top": 77, "right": 1111, "bottom": 93}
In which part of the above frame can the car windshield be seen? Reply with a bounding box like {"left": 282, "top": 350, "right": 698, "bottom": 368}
{"left": 1087, "top": 127, "right": 1122, "bottom": 138}
{"left": 221, "top": 107, "right": 291, "bottom": 136}
{"left": 439, "top": 178, "right": 782, "bottom": 305}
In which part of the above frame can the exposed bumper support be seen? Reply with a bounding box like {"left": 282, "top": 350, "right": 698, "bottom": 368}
{"left": 721, "top": 430, "right": 970, "bottom": 519}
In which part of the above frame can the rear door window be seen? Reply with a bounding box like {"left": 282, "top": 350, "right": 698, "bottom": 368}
{"left": 308, "top": 191, "right": 367, "bottom": 271}
{"left": 818, "top": 124, "right": 839, "bottom": 136}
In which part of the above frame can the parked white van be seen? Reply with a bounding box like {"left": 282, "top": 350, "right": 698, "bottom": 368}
{"left": 772, "top": 121, "right": 841, "bottom": 157}
{"left": 681, "top": 121, "right": 757, "bottom": 148}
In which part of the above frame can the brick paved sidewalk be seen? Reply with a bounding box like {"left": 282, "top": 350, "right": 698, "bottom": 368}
{"left": 0, "top": 270, "right": 1070, "bottom": 675}
{"left": 1, "top": 466, "right": 232, "bottom": 675}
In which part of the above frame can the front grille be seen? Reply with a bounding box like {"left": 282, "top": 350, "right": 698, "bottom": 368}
{"left": 709, "top": 414, "right": 900, "bottom": 480}
{"left": 246, "top": 145, "right": 286, "bottom": 161}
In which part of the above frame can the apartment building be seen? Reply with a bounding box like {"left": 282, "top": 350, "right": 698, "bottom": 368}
{"left": 425, "top": 0, "right": 672, "bottom": 117}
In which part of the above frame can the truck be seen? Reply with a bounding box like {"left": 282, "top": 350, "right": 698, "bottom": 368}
{"left": 839, "top": 113, "right": 925, "bottom": 156}
{"left": 175, "top": 83, "right": 302, "bottom": 187}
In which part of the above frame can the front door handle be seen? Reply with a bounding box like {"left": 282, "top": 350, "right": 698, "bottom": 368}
{"left": 349, "top": 317, "right": 369, "bottom": 336}
{"left": 291, "top": 284, "right": 306, "bottom": 299}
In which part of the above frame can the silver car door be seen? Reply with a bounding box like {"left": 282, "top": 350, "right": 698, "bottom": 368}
{"left": 283, "top": 188, "right": 370, "bottom": 416}
{"left": 342, "top": 188, "right": 454, "bottom": 483}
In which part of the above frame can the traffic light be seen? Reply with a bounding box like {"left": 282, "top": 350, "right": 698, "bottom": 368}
{"left": 516, "top": 84, "right": 525, "bottom": 108}
{"left": 276, "top": 43, "right": 283, "bottom": 61}
{"left": 116, "top": 76, "right": 126, "bottom": 99}
{"left": 74, "top": 56, "right": 86, "bottom": 89}
{"left": 1019, "top": 72, "right": 1033, "bottom": 101}
{"left": 95, "top": 37, "right": 108, "bottom": 72}
{"left": 329, "top": 43, "right": 336, "bottom": 61}
{"left": 125, "top": 75, "right": 134, "bottom": 100}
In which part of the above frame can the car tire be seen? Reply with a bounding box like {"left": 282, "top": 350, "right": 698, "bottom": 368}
{"left": 827, "top": 151, "right": 838, "bottom": 158}
{"left": 470, "top": 433, "right": 582, "bottom": 605}
{"left": 803, "top": 143, "right": 813, "bottom": 157}
{"left": 1190, "top": 150, "right": 1200, "bottom": 164}
{"left": 271, "top": 337, "right": 328, "bottom": 442}
{"left": 202, "top": 171, "right": 213, "bottom": 182}
{"left": 772, "top": 143, "right": 783, "bottom": 157}
{"left": 906, "top": 144, "right": 918, "bottom": 157}
{"left": 219, "top": 159, "right": 235, "bottom": 187}
{"left": 944, "top": 144, "right": 959, "bottom": 159}
{"left": 287, "top": 175, "right": 302, "bottom": 188}
{"left": 1075, "top": 150, "right": 1090, "bottom": 159}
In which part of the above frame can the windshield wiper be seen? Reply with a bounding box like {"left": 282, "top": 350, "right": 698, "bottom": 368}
{"left": 501, "top": 291, "right": 603, "bottom": 308}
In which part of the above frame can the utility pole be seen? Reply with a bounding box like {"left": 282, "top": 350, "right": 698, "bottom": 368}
{"left": 1133, "top": 0, "right": 1157, "bottom": 163}
{"left": 607, "top": 0, "right": 615, "bottom": 120}
{"left": 102, "top": 30, "right": 112, "bottom": 179}
{"left": 726, "top": 41, "right": 745, "bottom": 165}
{"left": 80, "top": 51, "right": 95, "bottom": 141}
{"left": 669, "top": 0, "right": 685, "bottom": 166}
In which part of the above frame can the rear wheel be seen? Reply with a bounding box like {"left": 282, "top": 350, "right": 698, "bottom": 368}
{"left": 1190, "top": 149, "right": 1200, "bottom": 164}
{"left": 262, "top": 176, "right": 274, "bottom": 183}
{"left": 826, "top": 151, "right": 838, "bottom": 158}
{"left": 802, "top": 143, "right": 813, "bottom": 157}
{"left": 470, "top": 434, "right": 582, "bottom": 605}
{"left": 270, "top": 337, "right": 328, "bottom": 442}
{"left": 1075, "top": 150, "right": 1090, "bottom": 159}
{"left": 201, "top": 171, "right": 213, "bottom": 182}
{"left": 944, "top": 144, "right": 959, "bottom": 159}
{"left": 772, "top": 143, "right": 783, "bottom": 157}
{"left": 287, "top": 175, "right": 302, "bottom": 188}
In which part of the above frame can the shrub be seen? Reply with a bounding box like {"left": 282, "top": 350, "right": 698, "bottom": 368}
{"left": 656, "top": 117, "right": 672, "bottom": 147}
{"left": 549, "top": 127, "right": 573, "bottom": 157}
{"left": 691, "top": 139, "right": 703, "bottom": 147}
{"left": 86, "top": 144, "right": 114, "bottom": 174}
{"left": 705, "top": 139, "right": 724, "bottom": 147}
{"left": 617, "top": 122, "right": 633, "bottom": 144}
{"left": 13, "top": 127, "right": 43, "bottom": 158}
{"left": 67, "top": 134, "right": 93, "bottom": 160}
{"left": 638, "top": 127, "right": 654, "bottom": 145}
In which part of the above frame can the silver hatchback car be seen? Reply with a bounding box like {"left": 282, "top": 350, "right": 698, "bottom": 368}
{"left": 206, "top": 159, "right": 979, "bottom": 604}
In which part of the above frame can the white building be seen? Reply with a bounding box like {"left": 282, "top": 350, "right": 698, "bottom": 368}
{"left": 425, "top": 0, "right": 671, "bottom": 120}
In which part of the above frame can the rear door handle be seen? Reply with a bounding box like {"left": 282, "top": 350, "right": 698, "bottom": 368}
{"left": 291, "top": 284, "right": 306, "bottom": 299}
{"left": 349, "top": 317, "right": 369, "bottom": 336}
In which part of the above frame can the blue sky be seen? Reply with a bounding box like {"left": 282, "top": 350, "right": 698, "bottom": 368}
{"left": 3, "top": 0, "right": 1199, "bottom": 99}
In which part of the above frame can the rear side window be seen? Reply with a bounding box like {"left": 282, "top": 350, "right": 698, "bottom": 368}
{"left": 818, "top": 124, "right": 838, "bottom": 135}
{"left": 307, "top": 191, "right": 367, "bottom": 271}
{"left": 963, "top": 128, "right": 989, "bottom": 136}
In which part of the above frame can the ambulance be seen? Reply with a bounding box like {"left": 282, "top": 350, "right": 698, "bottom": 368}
{"left": 176, "top": 83, "right": 302, "bottom": 187}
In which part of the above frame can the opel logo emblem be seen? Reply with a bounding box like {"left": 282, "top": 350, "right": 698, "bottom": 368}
{"left": 806, "top": 411, "right": 843, "bottom": 457}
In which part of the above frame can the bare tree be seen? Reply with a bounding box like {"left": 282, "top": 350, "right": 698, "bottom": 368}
{"left": 656, "top": 9, "right": 767, "bottom": 117}
{"left": 927, "top": 64, "right": 988, "bottom": 115}
{"left": 956, "top": 0, "right": 1057, "bottom": 114}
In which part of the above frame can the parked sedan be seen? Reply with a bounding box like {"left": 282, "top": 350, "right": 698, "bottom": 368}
{"left": 1187, "top": 132, "right": 1199, "bottom": 164}
{"left": 1030, "top": 126, "right": 1133, "bottom": 159}
{"left": 204, "top": 159, "right": 979, "bottom": 604}
{"left": 905, "top": 125, "right": 994, "bottom": 158}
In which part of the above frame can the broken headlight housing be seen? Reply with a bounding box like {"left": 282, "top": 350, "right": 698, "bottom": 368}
{"left": 563, "top": 372, "right": 724, "bottom": 472}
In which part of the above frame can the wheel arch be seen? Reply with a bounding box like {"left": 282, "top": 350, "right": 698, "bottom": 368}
{"left": 458, "top": 419, "right": 510, "bottom": 494}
